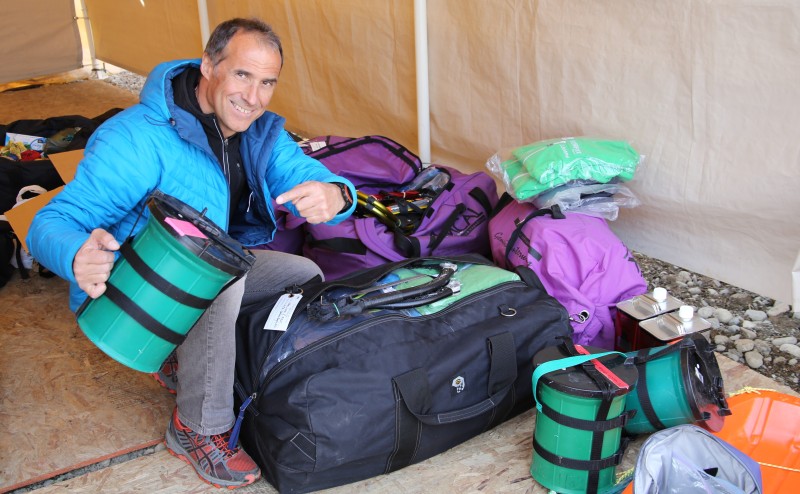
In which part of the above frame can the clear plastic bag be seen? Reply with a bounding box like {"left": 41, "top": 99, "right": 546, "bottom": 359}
{"left": 486, "top": 136, "right": 644, "bottom": 202}
{"left": 531, "top": 182, "right": 641, "bottom": 221}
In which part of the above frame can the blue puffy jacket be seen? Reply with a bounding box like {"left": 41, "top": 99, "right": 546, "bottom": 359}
{"left": 27, "top": 59, "right": 355, "bottom": 311}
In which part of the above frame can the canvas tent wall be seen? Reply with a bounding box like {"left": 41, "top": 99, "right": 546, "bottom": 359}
{"left": 3, "top": 0, "right": 799, "bottom": 310}
{"left": 0, "top": 0, "right": 83, "bottom": 84}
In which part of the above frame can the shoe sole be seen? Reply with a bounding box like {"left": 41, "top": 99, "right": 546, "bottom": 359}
{"left": 152, "top": 373, "right": 177, "bottom": 395}
{"left": 164, "top": 434, "right": 260, "bottom": 489}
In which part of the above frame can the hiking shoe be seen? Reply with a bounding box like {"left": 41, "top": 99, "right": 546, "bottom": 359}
{"left": 164, "top": 408, "right": 261, "bottom": 489}
{"left": 152, "top": 350, "right": 178, "bottom": 394}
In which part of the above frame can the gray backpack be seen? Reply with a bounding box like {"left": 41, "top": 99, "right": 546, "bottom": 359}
{"left": 630, "top": 424, "right": 762, "bottom": 493}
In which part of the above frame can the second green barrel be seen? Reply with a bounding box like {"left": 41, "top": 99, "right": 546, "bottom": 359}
{"left": 531, "top": 341, "right": 638, "bottom": 494}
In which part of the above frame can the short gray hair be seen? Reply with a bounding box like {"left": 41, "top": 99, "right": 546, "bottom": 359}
{"left": 205, "top": 18, "right": 283, "bottom": 67}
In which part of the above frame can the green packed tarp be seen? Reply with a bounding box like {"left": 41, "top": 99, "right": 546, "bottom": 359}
{"left": 500, "top": 137, "right": 640, "bottom": 201}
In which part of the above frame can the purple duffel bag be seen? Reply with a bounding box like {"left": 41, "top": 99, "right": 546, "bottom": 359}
{"left": 281, "top": 135, "right": 499, "bottom": 280}
{"left": 489, "top": 193, "right": 647, "bottom": 348}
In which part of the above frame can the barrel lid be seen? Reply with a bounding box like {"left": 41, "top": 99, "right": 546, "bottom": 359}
{"left": 147, "top": 191, "right": 255, "bottom": 276}
{"left": 533, "top": 343, "right": 639, "bottom": 399}
{"left": 679, "top": 334, "right": 730, "bottom": 431}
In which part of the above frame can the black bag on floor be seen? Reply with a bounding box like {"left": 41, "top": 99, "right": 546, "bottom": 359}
{"left": 234, "top": 254, "right": 572, "bottom": 493}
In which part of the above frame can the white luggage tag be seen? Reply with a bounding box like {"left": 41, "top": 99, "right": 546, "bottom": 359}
{"left": 264, "top": 289, "right": 303, "bottom": 332}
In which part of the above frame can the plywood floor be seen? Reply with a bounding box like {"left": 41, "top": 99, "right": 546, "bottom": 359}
{"left": 0, "top": 273, "right": 175, "bottom": 493}
{"left": 2, "top": 77, "right": 798, "bottom": 493}
{"left": 2, "top": 271, "right": 797, "bottom": 494}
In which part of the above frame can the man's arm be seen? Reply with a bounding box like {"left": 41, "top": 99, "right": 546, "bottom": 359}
{"left": 27, "top": 123, "right": 157, "bottom": 284}
{"left": 266, "top": 131, "right": 356, "bottom": 224}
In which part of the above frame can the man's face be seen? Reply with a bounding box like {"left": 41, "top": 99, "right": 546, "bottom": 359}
{"left": 198, "top": 31, "right": 282, "bottom": 138}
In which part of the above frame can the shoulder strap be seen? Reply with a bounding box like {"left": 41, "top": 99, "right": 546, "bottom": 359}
{"left": 504, "top": 204, "right": 565, "bottom": 264}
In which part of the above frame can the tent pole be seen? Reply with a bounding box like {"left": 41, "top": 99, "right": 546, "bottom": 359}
{"left": 414, "top": 0, "right": 431, "bottom": 164}
{"left": 198, "top": 0, "right": 210, "bottom": 49}
{"left": 76, "top": 0, "right": 105, "bottom": 79}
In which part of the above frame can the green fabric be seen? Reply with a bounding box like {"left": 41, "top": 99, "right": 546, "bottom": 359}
{"left": 501, "top": 137, "right": 639, "bottom": 201}
{"left": 392, "top": 263, "right": 521, "bottom": 315}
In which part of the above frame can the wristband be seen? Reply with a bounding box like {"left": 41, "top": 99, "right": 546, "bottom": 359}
{"left": 335, "top": 182, "right": 353, "bottom": 213}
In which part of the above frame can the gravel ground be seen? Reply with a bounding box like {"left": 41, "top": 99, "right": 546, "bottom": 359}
{"left": 634, "top": 252, "right": 799, "bottom": 394}
{"left": 102, "top": 70, "right": 145, "bottom": 94}
{"left": 99, "top": 72, "right": 800, "bottom": 394}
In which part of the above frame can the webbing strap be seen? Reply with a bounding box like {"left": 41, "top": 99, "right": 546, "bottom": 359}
{"left": 539, "top": 401, "right": 633, "bottom": 432}
{"left": 103, "top": 283, "right": 186, "bottom": 346}
{"left": 574, "top": 344, "right": 630, "bottom": 390}
{"left": 533, "top": 437, "right": 625, "bottom": 472}
{"left": 635, "top": 348, "right": 667, "bottom": 431}
{"left": 532, "top": 350, "right": 627, "bottom": 413}
{"left": 428, "top": 204, "right": 465, "bottom": 251}
{"left": 386, "top": 380, "right": 419, "bottom": 474}
{"left": 307, "top": 236, "right": 368, "bottom": 255}
{"left": 309, "top": 136, "right": 422, "bottom": 175}
{"left": 632, "top": 338, "right": 684, "bottom": 365}
{"left": 468, "top": 187, "right": 493, "bottom": 214}
{"left": 588, "top": 396, "right": 612, "bottom": 493}
{"left": 504, "top": 205, "right": 564, "bottom": 264}
{"left": 119, "top": 241, "right": 213, "bottom": 310}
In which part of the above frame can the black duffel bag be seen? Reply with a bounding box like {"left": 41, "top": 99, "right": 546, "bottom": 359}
{"left": 234, "top": 254, "right": 572, "bottom": 493}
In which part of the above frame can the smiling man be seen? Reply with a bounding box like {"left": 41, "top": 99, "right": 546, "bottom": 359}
{"left": 27, "top": 18, "right": 355, "bottom": 489}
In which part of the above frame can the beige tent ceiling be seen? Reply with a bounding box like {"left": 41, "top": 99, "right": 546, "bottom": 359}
{"left": 3, "top": 0, "right": 800, "bottom": 308}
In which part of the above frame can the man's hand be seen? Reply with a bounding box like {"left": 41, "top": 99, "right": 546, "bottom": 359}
{"left": 275, "top": 181, "right": 345, "bottom": 224}
{"left": 73, "top": 228, "right": 120, "bottom": 299}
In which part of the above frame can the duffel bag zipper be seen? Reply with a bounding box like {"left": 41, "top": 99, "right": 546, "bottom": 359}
{"left": 228, "top": 392, "right": 256, "bottom": 450}
{"left": 251, "top": 256, "right": 494, "bottom": 391}
{"left": 256, "top": 279, "right": 528, "bottom": 396}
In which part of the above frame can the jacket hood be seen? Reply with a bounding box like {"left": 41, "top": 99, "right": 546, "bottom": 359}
{"left": 140, "top": 59, "right": 200, "bottom": 120}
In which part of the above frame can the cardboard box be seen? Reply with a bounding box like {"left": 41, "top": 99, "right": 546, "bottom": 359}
{"left": 3, "top": 149, "right": 83, "bottom": 252}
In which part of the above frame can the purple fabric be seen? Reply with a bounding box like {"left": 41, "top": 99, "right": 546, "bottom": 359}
{"left": 490, "top": 197, "right": 647, "bottom": 348}
{"left": 253, "top": 203, "right": 306, "bottom": 255}
{"left": 275, "top": 135, "right": 498, "bottom": 280}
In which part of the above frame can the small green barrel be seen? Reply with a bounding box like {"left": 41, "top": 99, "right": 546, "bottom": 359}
{"left": 77, "top": 191, "right": 255, "bottom": 373}
{"left": 623, "top": 333, "right": 730, "bottom": 435}
{"left": 531, "top": 342, "right": 638, "bottom": 494}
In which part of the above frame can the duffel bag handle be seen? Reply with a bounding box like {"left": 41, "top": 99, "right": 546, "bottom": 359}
{"left": 393, "top": 332, "right": 516, "bottom": 425}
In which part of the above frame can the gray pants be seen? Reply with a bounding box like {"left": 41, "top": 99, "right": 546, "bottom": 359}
{"left": 175, "top": 250, "right": 322, "bottom": 435}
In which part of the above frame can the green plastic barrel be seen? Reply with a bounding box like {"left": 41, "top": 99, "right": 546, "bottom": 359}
{"left": 623, "top": 333, "right": 730, "bottom": 435}
{"left": 531, "top": 343, "right": 638, "bottom": 494}
{"left": 77, "top": 191, "right": 254, "bottom": 373}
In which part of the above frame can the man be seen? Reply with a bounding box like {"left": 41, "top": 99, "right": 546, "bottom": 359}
{"left": 27, "top": 18, "right": 355, "bottom": 489}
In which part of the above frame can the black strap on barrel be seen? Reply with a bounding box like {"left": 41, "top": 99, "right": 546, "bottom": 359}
{"left": 533, "top": 436, "right": 627, "bottom": 472}
{"left": 119, "top": 240, "right": 213, "bottom": 309}
{"left": 631, "top": 338, "right": 685, "bottom": 365}
{"left": 587, "top": 395, "right": 613, "bottom": 493}
{"left": 634, "top": 347, "right": 667, "bottom": 431}
{"left": 631, "top": 339, "right": 689, "bottom": 431}
{"left": 539, "top": 401, "right": 635, "bottom": 432}
{"left": 103, "top": 283, "right": 186, "bottom": 346}
{"left": 560, "top": 339, "right": 622, "bottom": 494}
